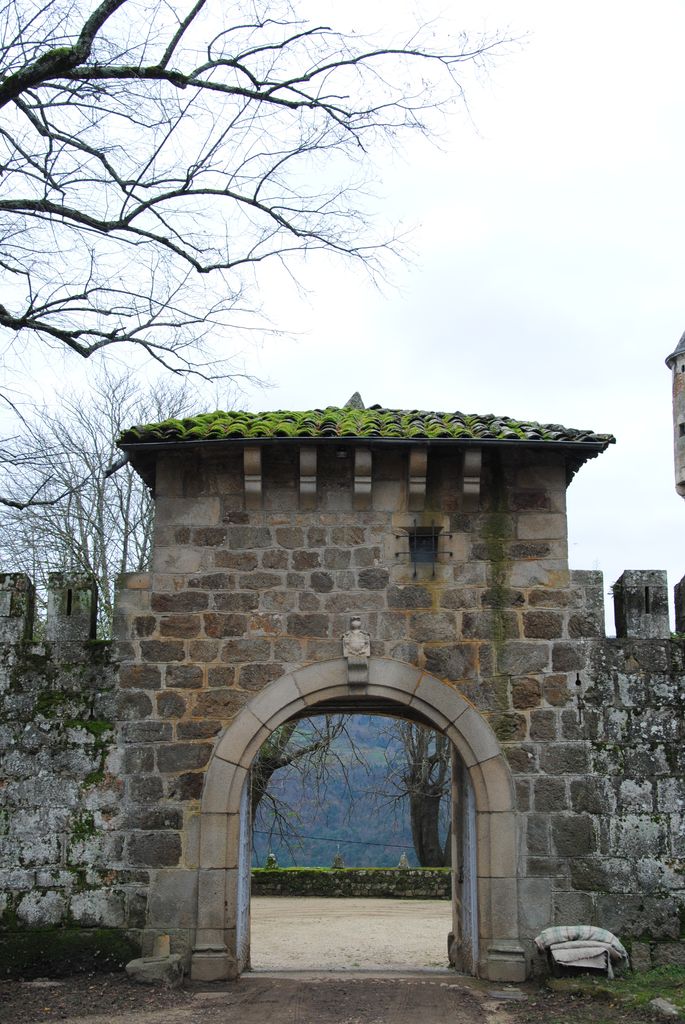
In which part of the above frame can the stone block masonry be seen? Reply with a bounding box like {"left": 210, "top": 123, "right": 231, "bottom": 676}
{"left": 1, "top": 435, "right": 685, "bottom": 977}
{"left": 0, "top": 574, "right": 148, "bottom": 973}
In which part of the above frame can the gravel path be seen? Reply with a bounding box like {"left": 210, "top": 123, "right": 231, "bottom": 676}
{"left": 250, "top": 897, "right": 453, "bottom": 970}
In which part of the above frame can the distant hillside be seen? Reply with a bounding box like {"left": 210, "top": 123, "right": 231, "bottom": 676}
{"left": 252, "top": 715, "right": 449, "bottom": 868}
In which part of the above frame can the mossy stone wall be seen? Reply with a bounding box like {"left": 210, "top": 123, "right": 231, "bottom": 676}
{"left": 252, "top": 867, "right": 451, "bottom": 899}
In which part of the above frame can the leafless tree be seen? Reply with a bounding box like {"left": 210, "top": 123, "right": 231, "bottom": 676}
{"left": 375, "top": 720, "right": 451, "bottom": 866}
{"left": 0, "top": 0, "right": 503, "bottom": 386}
{"left": 251, "top": 715, "right": 365, "bottom": 859}
{"left": 0, "top": 366, "right": 193, "bottom": 632}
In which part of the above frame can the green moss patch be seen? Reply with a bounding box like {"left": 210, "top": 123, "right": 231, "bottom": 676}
{"left": 0, "top": 928, "right": 140, "bottom": 979}
{"left": 119, "top": 406, "right": 615, "bottom": 447}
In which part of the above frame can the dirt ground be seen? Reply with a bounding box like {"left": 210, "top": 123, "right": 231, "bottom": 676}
{"left": 0, "top": 899, "right": 673, "bottom": 1024}
{"left": 251, "top": 896, "right": 453, "bottom": 969}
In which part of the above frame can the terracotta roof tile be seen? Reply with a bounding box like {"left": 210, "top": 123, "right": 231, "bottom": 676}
{"left": 119, "top": 406, "right": 615, "bottom": 447}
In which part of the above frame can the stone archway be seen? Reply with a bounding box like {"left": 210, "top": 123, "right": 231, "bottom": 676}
{"left": 191, "top": 658, "right": 523, "bottom": 983}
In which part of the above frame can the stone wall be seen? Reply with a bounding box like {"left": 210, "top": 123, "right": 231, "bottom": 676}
{"left": 251, "top": 868, "right": 451, "bottom": 899}
{"left": 1, "top": 439, "right": 684, "bottom": 975}
{"left": 0, "top": 573, "right": 143, "bottom": 974}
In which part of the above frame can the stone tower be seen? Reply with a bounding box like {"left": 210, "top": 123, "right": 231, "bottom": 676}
{"left": 665, "top": 330, "right": 685, "bottom": 497}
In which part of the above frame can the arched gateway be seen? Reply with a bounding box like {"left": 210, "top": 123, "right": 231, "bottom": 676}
{"left": 190, "top": 658, "right": 522, "bottom": 983}
{"left": 117, "top": 401, "right": 614, "bottom": 986}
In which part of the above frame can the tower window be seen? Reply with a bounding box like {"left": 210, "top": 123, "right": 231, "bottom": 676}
{"left": 679, "top": 423, "right": 685, "bottom": 437}
{"left": 409, "top": 528, "right": 440, "bottom": 564}
{"left": 407, "top": 522, "right": 443, "bottom": 577}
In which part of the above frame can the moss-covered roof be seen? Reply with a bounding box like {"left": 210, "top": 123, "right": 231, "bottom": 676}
{"left": 119, "top": 406, "right": 615, "bottom": 446}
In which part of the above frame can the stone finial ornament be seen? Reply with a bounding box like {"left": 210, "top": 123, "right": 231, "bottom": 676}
{"left": 342, "top": 614, "right": 370, "bottom": 686}
{"left": 344, "top": 392, "right": 365, "bottom": 409}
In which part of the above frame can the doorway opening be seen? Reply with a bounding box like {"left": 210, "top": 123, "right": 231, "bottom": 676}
{"left": 191, "top": 658, "right": 520, "bottom": 983}
{"left": 249, "top": 711, "right": 458, "bottom": 971}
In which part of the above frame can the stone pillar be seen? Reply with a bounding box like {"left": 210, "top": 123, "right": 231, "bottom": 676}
{"left": 0, "top": 573, "right": 34, "bottom": 642}
{"left": 675, "top": 575, "right": 685, "bottom": 634}
{"left": 613, "top": 570, "right": 670, "bottom": 639}
{"left": 46, "top": 572, "right": 97, "bottom": 641}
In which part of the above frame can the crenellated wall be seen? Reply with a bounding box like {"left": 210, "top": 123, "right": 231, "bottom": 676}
{"left": 0, "top": 441, "right": 684, "bottom": 977}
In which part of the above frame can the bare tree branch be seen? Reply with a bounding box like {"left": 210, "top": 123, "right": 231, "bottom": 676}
{"left": 0, "top": 365, "right": 195, "bottom": 630}
{"left": 0, "top": 0, "right": 507, "bottom": 380}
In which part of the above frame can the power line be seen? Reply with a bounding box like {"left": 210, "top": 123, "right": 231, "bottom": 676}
{"left": 253, "top": 829, "right": 413, "bottom": 850}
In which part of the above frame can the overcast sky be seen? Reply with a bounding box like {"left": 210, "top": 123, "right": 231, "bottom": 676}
{"left": 11, "top": 0, "right": 683, "bottom": 633}
{"left": 237, "top": 0, "right": 685, "bottom": 632}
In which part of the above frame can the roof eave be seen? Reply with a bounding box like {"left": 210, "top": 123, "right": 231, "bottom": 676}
{"left": 120, "top": 434, "right": 612, "bottom": 493}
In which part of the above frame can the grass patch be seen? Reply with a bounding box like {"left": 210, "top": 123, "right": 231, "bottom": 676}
{"left": 549, "top": 964, "right": 685, "bottom": 1013}
{"left": 0, "top": 928, "right": 140, "bottom": 979}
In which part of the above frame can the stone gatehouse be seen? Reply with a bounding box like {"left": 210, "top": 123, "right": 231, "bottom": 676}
{"left": 1, "top": 399, "right": 684, "bottom": 981}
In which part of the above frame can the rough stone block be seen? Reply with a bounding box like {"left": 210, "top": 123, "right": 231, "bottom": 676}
{"left": 551, "top": 642, "right": 586, "bottom": 672}
{"left": 215, "top": 551, "right": 258, "bottom": 570}
{"left": 654, "top": 943, "right": 685, "bottom": 967}
{"left": 157, "top": 743, "right": 213, "bottom": 773}
{"left": 462, "top": 610, "right": 520, "bottom": 640}
{"left": 213, "top": 594, "right": 258, "bottom": 614}
{"left": 618, "top": 779, "right": 653, "bottom": 812}
{"left": 516, "top": 513, "right": 566, "bottom": 540}
{"left": 16, "top": 891, "right": 67, "bottom": 926}
{"left": 151, "top": 591, "right": 208, "bottom": 613}
{"left": 286, "top": 614, "right": 329, "bottom": 638}
{"left": 227, "top": 527, "right": 272, "bottom": 549}
{"left": 498, "top": 642, "right": 550, "bottom": 675}
{"left": 203, "top": 613, "right": 247, "bottom": 638}
{"left": 70, "top": 890, "right": 126, "bottom": 927}
{"left": 523, "top": 612, "right": 563, "bottom": 640}
{"left": 127, "top": 832, "right": 182, "bottom": 868}
{"left": 323, "top": 548, "right": 351, "bottom": 569}
{"left": 126, "top": 953, "right": 184, "bottom": 987}
{"left": 292, "top": 549, "right": 321, "bottom": 570}
{"left": 595, "top": 894, "right": 681, "bottom": 939}
{"left": 529, "top": 710, "right": 557, "bottom": 740}
{"left": 568, "top": 613, "right": 604, "bottom": 638}
{"left": 166, "top": 664, "right": 203, "bottom": 688}
{"left": 148, "top": 869, "right": 198, "bottom": 928}
{"left": 552, "top": 889, "right": 594, "bottom": 925}
{"left": 489, "top": 713, "right": 527, "bottom": 741}
{"left": 570, "top": 778, "right": 616, "bottom": 815}
{"left": 424, "top": 643, "right": 478, "bottom": 682}
{"left": 551, "top": 813, "right": 596, "bottom": 856}
{"left": 629, "top": 942, "right": 652, "bottom": 971}
{"left": 119, "top": 665, "right": 162, "bottom": 690}
{"left": 518, "top": 878, "right": 552, "bottom": 936}
{"left": 539, "top": 744, "right": 591, "bottom": 775}
{"left": 609, "top": 816, "right": 668, "bottom": 859}
{"left": 525, "top": 814, "right": 550, "bottom": 856}
{"left": 238, "top": 663, "right": 284, "bottom": 690}
{"left": 485, "top": 945, "right": 527, "bottom": 983}
{"left": 238, "top": 572, "right": 282, "bottom": 591}
{"left": 140, "top": 640, "right": 185, "bottom": 663}
{"left": 511, "top": 677, "right": 542, "bottom": 709}
{"left": 358, "top": 568, "right": 390, "bottom": 590}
